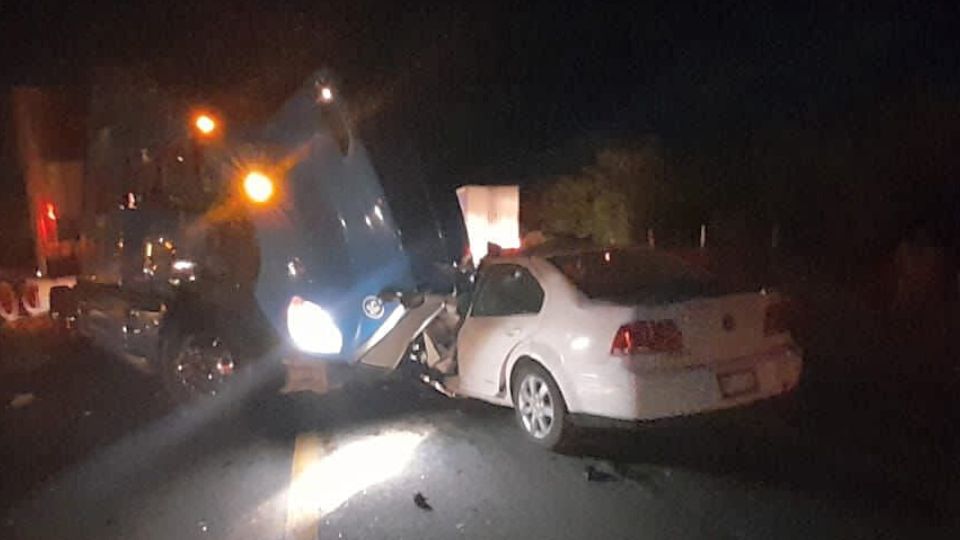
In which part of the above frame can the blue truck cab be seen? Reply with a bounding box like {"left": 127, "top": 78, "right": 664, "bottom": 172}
{"left": 57, "top": 69, "right": 465, "bottom": 401}
{"left": 243, "top": 71, "right": 461, "bottom": 369}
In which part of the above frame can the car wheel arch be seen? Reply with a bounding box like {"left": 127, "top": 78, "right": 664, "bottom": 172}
{"left": 502, "top": 345, "right": 577, "bottom": 411}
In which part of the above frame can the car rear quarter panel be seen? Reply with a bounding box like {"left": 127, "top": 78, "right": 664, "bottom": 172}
{"left": 500, "top": 339, "right": 577, "bottom": 408}
{"left": 497, "top": 258, "right": 633, "bottom": 414}
{"left": 537, "top": 300, "right": 637, "bottom": 414}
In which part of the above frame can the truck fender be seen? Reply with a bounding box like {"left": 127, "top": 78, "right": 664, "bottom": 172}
{"left": 159, "top": 289, "right": 276, "bottom": 363}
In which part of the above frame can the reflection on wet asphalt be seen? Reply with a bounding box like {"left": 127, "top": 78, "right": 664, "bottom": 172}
{"left": 1, "top": 362, "right": 951, "bottom": 540}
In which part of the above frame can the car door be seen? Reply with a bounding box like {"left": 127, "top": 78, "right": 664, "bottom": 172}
{"left": 457, "top": 263, "right": 545, "bottom": 398}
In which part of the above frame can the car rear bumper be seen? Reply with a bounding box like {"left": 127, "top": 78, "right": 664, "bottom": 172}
{"left": 574, "top": 345, "right": 803, "bottom": 421}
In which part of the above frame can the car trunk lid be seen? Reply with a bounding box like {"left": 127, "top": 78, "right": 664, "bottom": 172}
{"left": 666, "top": 292, "right": 770, "bottom": 363}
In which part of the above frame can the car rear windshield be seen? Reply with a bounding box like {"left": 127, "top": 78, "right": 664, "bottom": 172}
{"left": 549, "top": 249, "right": 725, "bottom": 304}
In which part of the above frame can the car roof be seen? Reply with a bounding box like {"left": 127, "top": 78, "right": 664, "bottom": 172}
{"left": 485, "top": 244, "right": 659, "bottom": 263}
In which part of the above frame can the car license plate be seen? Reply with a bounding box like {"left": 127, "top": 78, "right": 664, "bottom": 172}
{"left": 718, "top": 369, "right": 758, "bottom": 397}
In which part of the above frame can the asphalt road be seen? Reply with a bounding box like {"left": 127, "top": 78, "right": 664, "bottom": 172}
{"left": 1, "top": 341, "right": 957, "bottom": 539}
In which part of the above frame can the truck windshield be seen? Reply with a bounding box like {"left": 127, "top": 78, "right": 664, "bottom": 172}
{"left": 120, "top": 146, "right": 224, "bottom": 216}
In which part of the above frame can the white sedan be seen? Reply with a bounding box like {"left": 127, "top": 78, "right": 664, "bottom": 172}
{"left": 423, "top": 248, "right": 803, "bottom": 448}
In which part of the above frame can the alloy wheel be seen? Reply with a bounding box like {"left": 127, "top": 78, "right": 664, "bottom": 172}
{"left": 517, "top": 374, "right": 555, "bottom": 439}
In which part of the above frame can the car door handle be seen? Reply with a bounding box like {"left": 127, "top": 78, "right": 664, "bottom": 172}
{"left": 505, "top": 328, "right": 521, "bottom": 337}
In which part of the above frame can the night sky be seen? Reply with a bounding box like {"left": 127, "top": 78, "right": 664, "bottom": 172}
{"left": 2, "top": 1, "right": 958, "bottom": 255}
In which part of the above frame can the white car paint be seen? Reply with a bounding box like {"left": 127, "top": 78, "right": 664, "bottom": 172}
{"left": 451, "top": 254, "right": 803, "bottom": 422}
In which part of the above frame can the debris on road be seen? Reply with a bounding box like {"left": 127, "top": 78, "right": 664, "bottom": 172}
{"left": 612, "top": 463, "right": 663, "bottom": 494}
{"left": 584, "top": 464, "right": 619, "bottom": 483}
{"left": 9, "top": 393, "right": 36, "bottom": 409}
{"left": 413, "top": 492, "right": 433, "bottom": 511}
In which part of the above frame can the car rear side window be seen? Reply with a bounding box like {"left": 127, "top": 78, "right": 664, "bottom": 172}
{"left": 549, "top": 249, "right": 720, "bottom": 304}
{"left": 472, "top": 264, "right": 544, "bottom": 317}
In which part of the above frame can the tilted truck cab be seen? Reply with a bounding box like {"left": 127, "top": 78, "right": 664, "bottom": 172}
{"left": 55, "top": 69, "right": 466, "bottom": 401}
{"left": 247, "top": 73, "right": 423, "bottom": 364}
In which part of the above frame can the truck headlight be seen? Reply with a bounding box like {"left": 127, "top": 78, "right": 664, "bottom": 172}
{"left": 172, "top": 259, "right": 195, "bottom": 272}
{"left": 287, "top": 296, "right": 343, "bottom": 354}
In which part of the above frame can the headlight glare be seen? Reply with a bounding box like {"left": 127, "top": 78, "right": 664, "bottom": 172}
{"left": 287, "top": 296, "right": 343, "bottom": 354}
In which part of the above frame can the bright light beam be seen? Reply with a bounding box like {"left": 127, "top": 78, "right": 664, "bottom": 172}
{"left": 285, "top": 429, "right": 428, "bottom": 539}
{"left": 194, "top": 114, "right": 217, "bottom": 135}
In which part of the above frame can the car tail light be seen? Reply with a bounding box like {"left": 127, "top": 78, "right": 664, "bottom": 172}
{"left": 611, "top": 320, "right": 683, "bottom": 355}
{"left": 764, "top": 301, "right": 791, "bottom": 336}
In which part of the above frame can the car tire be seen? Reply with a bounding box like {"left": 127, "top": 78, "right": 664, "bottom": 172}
{"left": 159, "top": 329, "right": 244, "bottom": 405}
{"left": 511, "top": 362, "right": 570, "bottom": 450}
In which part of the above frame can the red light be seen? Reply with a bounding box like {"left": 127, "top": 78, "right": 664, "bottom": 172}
{"left": 611, "top": 320, "right": 683, "bottom": 355}
{"left": 36, "top": 202, "right": 59, "bottom": 248}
